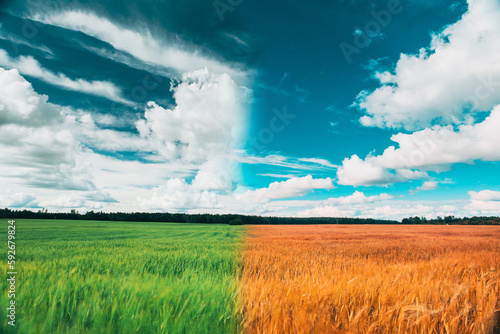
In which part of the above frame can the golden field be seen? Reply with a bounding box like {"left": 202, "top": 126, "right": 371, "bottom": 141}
{"left": 240, "top": 225, "right": 500, "bottom": 333}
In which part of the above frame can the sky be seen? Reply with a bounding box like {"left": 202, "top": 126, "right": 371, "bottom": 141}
{"left": 0, "top": 0, "right": 499, "bottom": 220}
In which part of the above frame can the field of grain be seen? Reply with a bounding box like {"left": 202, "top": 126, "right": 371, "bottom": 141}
{"left": 240, "top": 225, "right": 500, "bottom": 333}
{"left": 0, "top": 219, "right": 245, "bottom": 334}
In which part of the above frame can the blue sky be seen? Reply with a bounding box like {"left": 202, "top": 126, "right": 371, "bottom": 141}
{"left": 0, "top": 0, "right": 500, "bottom": 220}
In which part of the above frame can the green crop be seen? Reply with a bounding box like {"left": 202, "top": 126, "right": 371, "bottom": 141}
{"left": 0, "top": 219, "right": 246, "bottom": 334}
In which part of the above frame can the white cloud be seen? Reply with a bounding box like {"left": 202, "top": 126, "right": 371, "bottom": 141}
{"left": 354, "top": 201, "right": 462, "bottom": 221}
{"left": 0, "top": 67, "right": 96, "bottom": 191}
{"left": 297, "top": 206, "right": 356, "bottom": 218}
{"left": 416, "top": 181, "right": 438, "bottom": 192}
{"left": 466, "top": 200, "right": 500, "bottom": 214}
{"left": 83, "top": 153, "right": 197, "bottom": 191}
{"left": 259, "top": 173, "right": 300, "bottom": 179}
{"left": 137, "top": 183, "right": 499, "bottom": 219}
{"left": 466, "top": 190, "right": 500, "bottom": 215}
{"left": 0, "top": 191, "right": 36, "bottom": 208}
{"left": 37, "top": 194, "right": 86, "bottom": 209}
{"left": 136, "top": 68, "right": 250, "bottom": 164}
{"left": 0, "top": 66, "right": 156, "bottom": 194}
{"left": 0, "top": 50, "right": 131, "bottom": 105}
{"left": 32, "top": 10, "right": 249, "bottom": 84}
{"left": 337, "top": 154, "right": 428, "bottom": 186}
{"left": 235, "top": 152, "right": 338, "bottom": 172}
{"left": 366, "top": 204, "right": 434, "bottom": 219}
{"left": 0, "top": 67, "right": 60, "bottom": 126}
{"left": 338, "top": 105, "right": 500, "bottom": 186}
{"left": 139, "top": 178, "right": 223, "bottom": 212}
{"left": 325, "top": 191, "right": 393, "bottom": 205}
{"left": 139, "top": 175, "right": 335, "bottom": 214}
{"left": 263, "top": 191, "right": 392, "bottom": 210}
{"left": 438, "top": 205, "right": 459, "bottom": 213}
{"left": 0, "top": 28, "right": 53, "bottom": 56}
{"left": 0, "top": 66, "right": 252, "bottom": 211}
{"left": 297, "top": 158, "right": 339, "bottom": 168}
{"left": 295, "top": 191, "right": 393, "bottom": 218}
{"left": 356, "top": 0, "right": 500, "bottom": 130}
{"left": 237, "top": 175, "right": 334, "bottom": 204}
{"left": 191, "top": 158, "right": 240, "bottom": 191}
{"left": 222, "top": 32, "right": 250, "bottom": 48}
{"left": 469, "top": 190, "right": 500, "bottom": 201}
{"left": 77, "top": 44, "right": 177, "bottom": 79}
{"left": 85, "top": 190, "right": 118, "bottom": 203}
{"left": 68, "top": 112, "right": 149, "bottom": 153}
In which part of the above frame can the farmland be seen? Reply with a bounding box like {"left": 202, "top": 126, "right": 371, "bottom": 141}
{"left": 0, "top": 219, "right": 245, "bottom": 333}
{"left": 240, "top": 225, "right": 500, "bottom": 333}
{"left": 1, "top": 220, "right": 499, "bottom": 333}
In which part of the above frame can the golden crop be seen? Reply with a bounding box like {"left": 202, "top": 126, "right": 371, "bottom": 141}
{"left": 240, "top": 225, "right": 500, "bottom": 334}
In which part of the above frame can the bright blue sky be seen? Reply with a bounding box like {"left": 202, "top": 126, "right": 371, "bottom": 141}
{"left": 0, "top": 0, "right": 499, "bottom": 219}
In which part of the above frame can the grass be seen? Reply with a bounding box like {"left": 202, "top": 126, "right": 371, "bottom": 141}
{"left": 240, "top": 224, "right": 500, "bottom": 333}
{"left": 0, "top": 219, "right": 246, "bottom": 334}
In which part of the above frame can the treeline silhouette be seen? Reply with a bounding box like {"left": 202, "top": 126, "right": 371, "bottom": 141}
{"left": 1, "top": 208, "right": 499, "bottom": 225}
{"left": 0, "top": 208, "right": 398, "bottom": 224}
{"left": 402, "top": 215, "right": 500, "bottom": 225}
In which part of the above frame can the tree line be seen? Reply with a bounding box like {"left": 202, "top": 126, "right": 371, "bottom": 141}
{"left": 402, "top": 215, "right": 500, "bottom": 225}
{"left": 0, "top": 208, "right": 498, "bottom": 225}
{"left": 0, "top": 208, "right": 399, "bottom": 224}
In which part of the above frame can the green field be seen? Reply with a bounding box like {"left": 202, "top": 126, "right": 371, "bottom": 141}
{"left": 0, "top": 219, "right": 246, "bottom": 333}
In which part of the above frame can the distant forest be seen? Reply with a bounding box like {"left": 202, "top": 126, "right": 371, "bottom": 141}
{"left": 1, "top": 208, "right": 499, "bottom": 225}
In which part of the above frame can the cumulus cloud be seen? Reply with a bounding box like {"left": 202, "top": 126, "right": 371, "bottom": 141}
{"left": 0, "top": 67, "right": 155, "bottom": 193}
{"left": 295, "top": 191, "right": 393, "bottom": 217}
{"left": 438, "top": 205, "right": 459, "bottom": 213}
{"left": 32, "top": 10, "right": 248, "bottom": 83}
{"left": 416, "top": 181, "right": 438, "bottom": 192}
{"left": 466, "top": 190, "right": 500, "bottom": 215}
{"left": 469, "top": 190, "right": 500, "bottom": 201}
{"left": 356, "top": 0, "right": 500, "bottom": 130}
{"left": 139, "top": 178, "right": 223, "bottom": 212}
{"left": 0, "top": 125, "right": 95, "bottom": 190}
{"left": 0, "top": 191, "right": 36, "bottom": 207}
{"left": 0, "top": 65, "right": 253, "bottom": 211}
{"left": 191, "top": 159, "right": 240, "bottom": 191}
{"left": 297, "top": 206, "right": 356, "bottom": 218}
{"left": 37, "top": 195, "right": 86, "bottom": 209}
{"left": 1, "top": 6, "right": 257, "bottom": 213}
{"left": 139, "top": 175, "right": 335, "bottom": 214}
{"left": 136, "top": 68, "right": 249, "bottom": 165}
{"left": 354, "top": 201, "right": 464, "bottom": 221}
{"left": 466, "top": 200, "right": 500, "bottom": 214}
{"left": 0, "top": 50, "right": 131, "bottom": 105}
{"left": 337, "top": 106, "right": 500, "bottom": 186}
{"left": 0, "top": 67, "right": 60, "bottom": 126}
{"left": 324, "top": 191, "right": 393, "bottom": 205}
{"left": 0, "top": 67, "right": 96, "bottom": 190}
{"left": 337, "top": 154, "right": 428, "bottom": 186}
{"left": 238, "top": 176, "right": 335, "bottom": 204}
{"left": 0, "top": 67, "right": 163, "bottom": 195}
{"left": 85, "top": 190, "right": 118, "bottom": 203}
{"left": 368, "top": 204, "right": 433, "bottom": 219}
{"left": 69, "top": 112, "right": 149, "bottom": 153}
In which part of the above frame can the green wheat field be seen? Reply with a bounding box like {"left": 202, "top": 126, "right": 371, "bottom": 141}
{"left": 0, "top": 219, "right": 246, "bottom": 333}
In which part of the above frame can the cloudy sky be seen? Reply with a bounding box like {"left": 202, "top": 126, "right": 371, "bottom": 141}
{"left": 0, "top": 0, "right": 499, "bottom": 220}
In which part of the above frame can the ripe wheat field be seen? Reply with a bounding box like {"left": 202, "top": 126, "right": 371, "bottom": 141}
{"left": 240, "top": 224, "right": 500, "bottom": 334}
